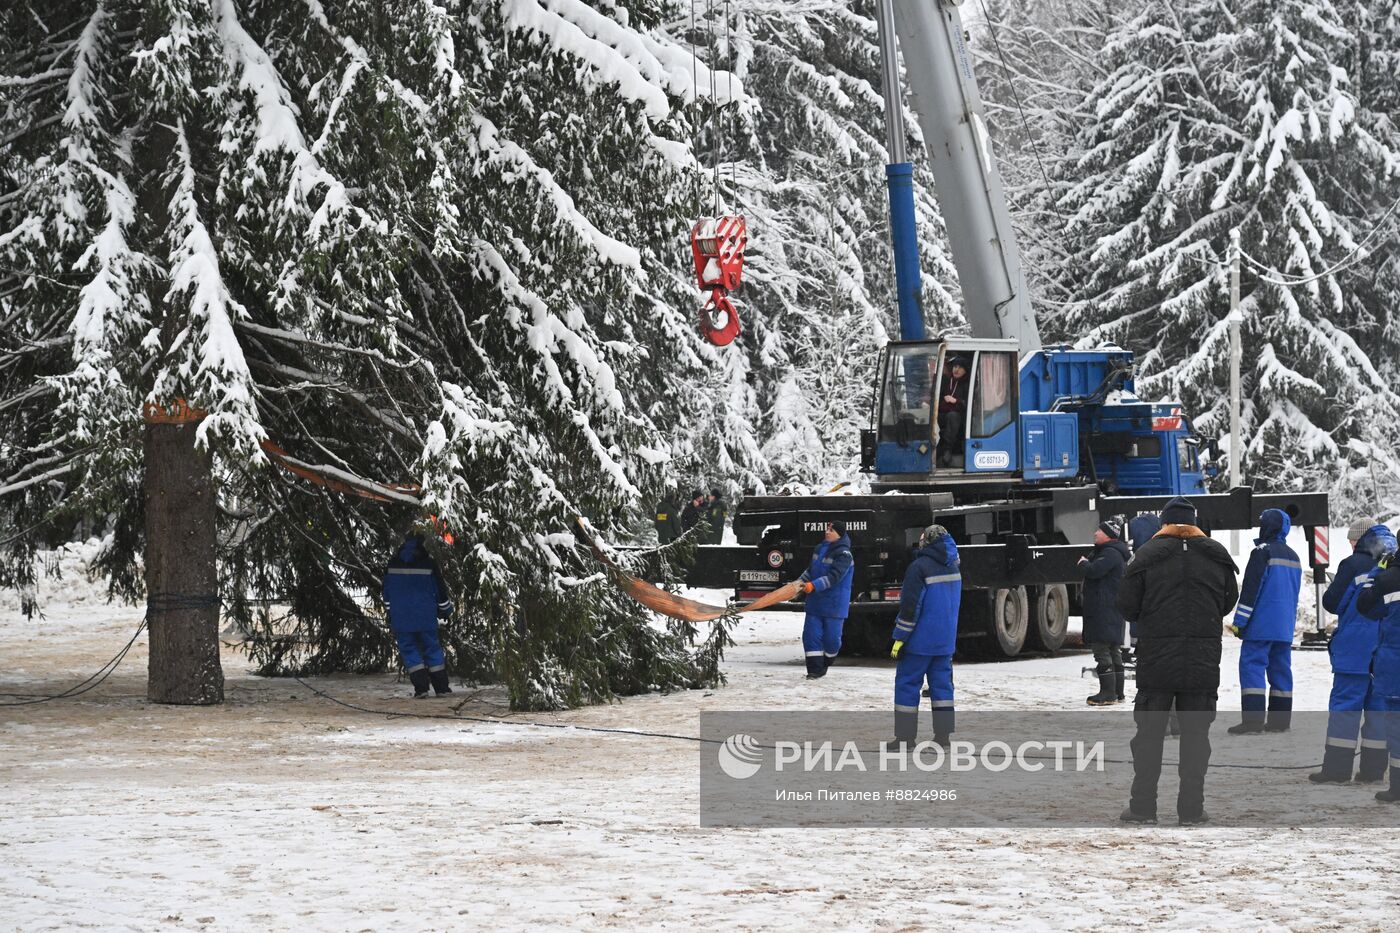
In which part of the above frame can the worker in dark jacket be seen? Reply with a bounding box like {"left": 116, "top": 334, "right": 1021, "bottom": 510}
{"left": 1357, "top": 550, "right": 1400, "bottom": 802}
{"left": 1124, "top": 513, "right": 1162, "bottom": 660}
{"left": 1117, "top": 496, "right": 1238, "bottom": 825}
{"left": 680, "top": 490, "right": 705, "bottom": 534}
{"left": 1311, "top": 523, "right": 1396, "bottom": 783}
{"left": 1128, "top": 513, "right": 1163, "bottom": 553}
{"left": 936, "top": 358, "right": 970, "bottom": 467}
{"left": 704, "top": 489, "right": 727, "bottom": 545}
{"left": 1080, "top": 520, "right": 1131, "bottom": 705}
{"left": 1227, "top": 509, "right": 1303, "bottom": 734}
{"left": 383, "top": 530, "right": 455, "bottom": 698}
{"left": 653, "top": 491, "right": 683, "bottom": 545}
{"left": 796, "top": 521, "right": 855, "bottom": 678}
{"left": 890, "top": 525, "right": 962, "bottom": 745}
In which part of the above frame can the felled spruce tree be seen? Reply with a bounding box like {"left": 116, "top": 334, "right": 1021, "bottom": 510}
{"left": 0, "top": 0, "right": 739, "bottom": 709}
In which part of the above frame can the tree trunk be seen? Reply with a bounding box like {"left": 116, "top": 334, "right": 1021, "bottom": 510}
{"left": 144, "top": 415, "right": 223, "bottom": 705}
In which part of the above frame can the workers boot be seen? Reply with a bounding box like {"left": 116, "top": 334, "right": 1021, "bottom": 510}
{"left": 1227, "top": 720, "right": 1266, "bottom": 735}
{"left": 1118, "top": 806, "right": 1157, "bottom": 824}
{"left": 1376, "top": 769, "right": 1400, "bottom": 803}
{"left": 1178, "top": 810, "right": 1210, "bottom": 826}
{"left": 894, "top": 709, "right": 918, "bottom": 746}
{"left": 429, "top": 668, "right": 453, "bottom": 697}
{"left": 931, "top": 706, "right": 955, "bottom": 739}
{"left": 1358, "top": 743, "right": 1388, "bottom": 783}
{"left": 1310, "top": 743, "right": 1355, "bottom": 784}
{"left": 1114, "top": 668, "right": 1126, "bottom": 702}
{"left": 408, "top": 669, "right": 431, "bottom": 699}
{"left": 1087, "top": 670, "right": 1117, "bottom": 706}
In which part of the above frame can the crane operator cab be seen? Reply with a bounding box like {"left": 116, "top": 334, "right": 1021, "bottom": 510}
{"left": 862, "top": 337, "right": 1079, "bottom": 484}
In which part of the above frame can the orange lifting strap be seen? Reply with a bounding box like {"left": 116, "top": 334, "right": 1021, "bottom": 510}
{"left": 576, "top": 517, "right": 800, "bottom": 622}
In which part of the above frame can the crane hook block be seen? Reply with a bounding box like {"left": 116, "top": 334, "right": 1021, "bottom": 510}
{"left": 691, "top": 215, "right": 747, "bottom": 346}
{"left": 699, "top": 290, "right": 741, "bottom": 347}
{"left": 691, "top": 216, "right": 747, "bottom": 290}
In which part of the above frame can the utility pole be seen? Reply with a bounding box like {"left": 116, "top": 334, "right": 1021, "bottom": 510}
{"left": 1228, "top": 227, "right": 1243, "bottom": 557}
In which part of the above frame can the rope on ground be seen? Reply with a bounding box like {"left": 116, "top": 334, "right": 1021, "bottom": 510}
{"left": 291, "top": 675, "right": 726, "bottom": 745}
{"left": 291, "top": 676, "right": 1325, "bottom": 769}
{"left": 0, "top": 616, "right": 147, "bottom": 705}
{"left": 0, "top": 592, "right": 214, "bottom": 705}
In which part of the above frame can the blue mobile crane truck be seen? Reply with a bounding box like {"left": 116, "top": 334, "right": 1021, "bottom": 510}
{"left": 693, "top": 0, "right": 1330, "bottom": 658}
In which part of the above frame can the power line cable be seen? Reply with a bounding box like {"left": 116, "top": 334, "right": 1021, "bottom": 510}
{"left": 975, "top": 0, "right": 1070, "bottom": 233}
{"left": 1237, "top": 193, "right": 1400, "bottom": 287}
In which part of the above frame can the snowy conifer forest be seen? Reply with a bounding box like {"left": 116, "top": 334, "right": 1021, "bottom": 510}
{"left": 2, "top": 0, "right": 1398, "bottom": 708}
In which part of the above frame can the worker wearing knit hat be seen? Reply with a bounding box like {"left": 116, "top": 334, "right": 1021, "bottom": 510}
{"left": 1349, "top": 518, "right": 1376, "bottom": 545}
{"left": 795, "top": 522, "right": 855, "bottom": 678}
{"left": 1160, "top": 496, "right": 1197, "bottom": 526}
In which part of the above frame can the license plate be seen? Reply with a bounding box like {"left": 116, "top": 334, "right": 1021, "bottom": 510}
{"left": 738, "top": 570, "right": 780, "bottom": 583}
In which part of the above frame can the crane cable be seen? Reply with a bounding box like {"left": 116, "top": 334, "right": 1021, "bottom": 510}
{"left": 974, "top": 0, "right": 1070, "bottom": 234}
{"left": 687, "top": 0, "right": 728, "bottom": 217}
{"left": 708, "top": 0, "right": 721, "bottom": 215}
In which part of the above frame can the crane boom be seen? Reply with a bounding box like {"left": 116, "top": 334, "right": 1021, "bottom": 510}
{"left": 883, "top": 0, "right": 1040, "bottom": 350}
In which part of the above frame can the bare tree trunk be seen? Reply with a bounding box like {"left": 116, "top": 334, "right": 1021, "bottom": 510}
{"left": 144, "top": 411, "right": 223, "bottom": 705}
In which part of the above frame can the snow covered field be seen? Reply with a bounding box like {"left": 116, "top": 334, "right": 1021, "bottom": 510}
{"left": 5, "top": 541, "right": 1400, "bottom": 931}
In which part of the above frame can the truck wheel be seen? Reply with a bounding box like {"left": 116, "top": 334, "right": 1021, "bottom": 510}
{"left": 840, "top": 613, "right": 894, "bottom": 656}
{"left": 957, "top": 588, "right": 1028, "bottom": 660}
{"left": 989, "top": 586, "right": 1029, "bottom": 657}
{"left": 1026, "top": 583, "right": 1069, "bottom": 653}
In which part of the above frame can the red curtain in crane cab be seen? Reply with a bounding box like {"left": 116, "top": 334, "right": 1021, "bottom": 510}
{"left": 971, "top": 351, "right": 1015, "bottom": 437}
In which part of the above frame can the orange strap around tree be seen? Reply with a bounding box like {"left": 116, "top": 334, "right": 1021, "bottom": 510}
{"left": 143, "top": 398, "right": 207, "bottom": 424}
{"left": 575, "top": 517, "right": 802, "bottom": 623}
{"left": 142, "top": 397, "right": 422, "bottom": 505}
{"left": 259, "top": 440, "right": 422, "bottom": 504}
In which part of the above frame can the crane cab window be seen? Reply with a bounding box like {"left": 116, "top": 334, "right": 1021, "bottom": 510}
{"left": 1178, "top": 438, "right": 1199, "bottom": 472}
{"left": 1126, "top": 436, "right": 1162, "bottom": 459}
{"left": 970, "top": 351, "right": 1016, "bottom": 438}
{"left": 878, "top": 344, "right": 940, "bottom": 445}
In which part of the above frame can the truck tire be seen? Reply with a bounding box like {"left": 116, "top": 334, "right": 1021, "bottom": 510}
{"left": 960, "top": 587, "right": 1028, "bottom": 660}
{"left": 839, "top": 612, "right": 894, "bottom": 656}
{"left": 1026, "top": 583, "right": 1070, "bottom": 653}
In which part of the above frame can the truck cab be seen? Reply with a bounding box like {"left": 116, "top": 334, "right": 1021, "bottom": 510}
{"left": 864, "top": 341, "right": 1211, "bottom": 496}
{"left": 865, "top": 338, "right": 1079, "bottom": 485}
{"left": 1021, "top": 347, "right": 1211, "bottom": 496}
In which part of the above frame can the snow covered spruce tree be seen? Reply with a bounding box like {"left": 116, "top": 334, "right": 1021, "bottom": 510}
{"left": 0, "top": 0, "right": 741, "bottom": 709}
{"left": 971, "top": 0, "right": 1145, "bottom": 308}
{"left": 1048, "top": 0, "right": 1400, "bottom": 504}
{"left": 694, "top": 0, "right": 960, "bottom": 491}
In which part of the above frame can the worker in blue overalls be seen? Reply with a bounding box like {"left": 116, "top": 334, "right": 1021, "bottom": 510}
{"left": 890, "top": 524, "right": 962, "bottom": 747}
{"left": 1358, "top": 547, "right": 1400, "bottom": 802}
{"left": 383, "top": 524, "right": 456, "bottom": 698}
{"left": 796, "top": 520, "right": 854, "bottom": 679}
{"left": 1311, "top": 522, "right": 1397, "bottom": 783}
{"left": 1227, "top": 509, "right": 1303, "bottom": 734}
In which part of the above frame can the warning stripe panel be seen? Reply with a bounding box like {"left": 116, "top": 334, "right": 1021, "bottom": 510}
{"left": 1313, "top": 527, "right": 1329, "bottom": 564}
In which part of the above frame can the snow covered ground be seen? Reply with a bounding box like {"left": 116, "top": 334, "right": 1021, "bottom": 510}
{"left": 4, "top": 539, "right": 1400, "bottom": 930}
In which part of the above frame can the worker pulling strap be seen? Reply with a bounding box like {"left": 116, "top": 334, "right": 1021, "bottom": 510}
{"left": 577, "top": 516, "right": 797, "bottom": 622}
